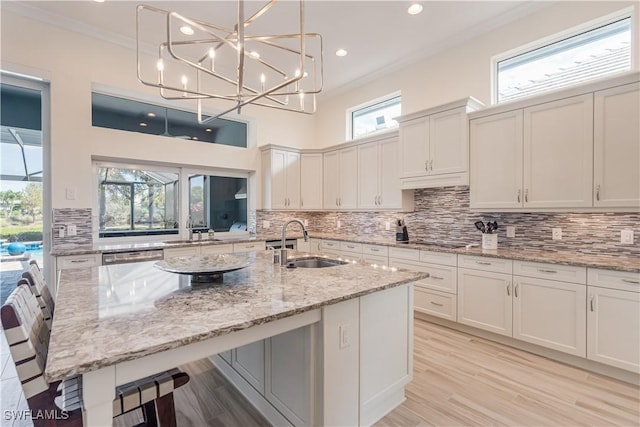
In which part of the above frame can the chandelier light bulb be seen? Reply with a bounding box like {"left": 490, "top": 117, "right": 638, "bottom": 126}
{"left": 181, "top": 75, "right": 188, "bottom": 85}
{"left": 335, "top": 49, "right": 348, "bottom": 57}
{"left": 260, "top": 73, "right": 266, "bottom": 91}
{"left": 408, "top": 3, "right": 423, "bottom": 15}
{"left": 208, "top": 48, "right": 215, "bottom": 59}
{"left": 249, "top": 51, "right": 260, "bottom": 59}
{"left": 156, "top": 59, "right": 164, "bottom": 71}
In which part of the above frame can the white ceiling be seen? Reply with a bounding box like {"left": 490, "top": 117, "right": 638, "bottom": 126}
{"left": 4, "top": 1, "right": 553, "bottom": 98}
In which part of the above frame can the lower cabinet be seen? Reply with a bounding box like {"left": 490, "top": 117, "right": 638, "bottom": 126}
{"left": 413, "top": 287, "right": 456, "bottom": 321}
{"left": 233, "top": 341, "right": 265, "bottom": 393}
{"left": 458, "top": 268, "right": 513, "bottom": 336}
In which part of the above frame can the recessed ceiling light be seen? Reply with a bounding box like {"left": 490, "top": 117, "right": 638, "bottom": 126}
{"left": 205, "top": 128, "right": 213, "bottom": 133}
{"left": 180, "top": 25, "right": 194, "bottom": 36}
{"left": 192, "top": 136, "right": 199, "bottom": 140}
{"left": 146, "top": 112, "right": 156, "bottom": 118}
{"left": 408, "top": 3, "right": 423, "bottom": 15}
{"left": 249, "top": 51, "right": 260, "bottom": 59}
{"left": 335, "top": 49, "right": 348, "bottom": 57}
{"left": 139, "top": 122, "right": 148, "bottom": 127}
{"left": 94, "top": 0, "right": 105, "bottom": 3}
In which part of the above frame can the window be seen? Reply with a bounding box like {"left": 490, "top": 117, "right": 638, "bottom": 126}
{"left": 98, "top": 166, "right": 179, "bottom": 237}
{"left": 347, "top": 93, "right": 401, "bottom": 140}
{"left": 92, "top": 93, "right": 248, "bottom": 147}
{"left": 188, "top": 175, "right": 247, "bottom": 232}
{"left": 495, "top": 15, "right": 632, "bottom": 103}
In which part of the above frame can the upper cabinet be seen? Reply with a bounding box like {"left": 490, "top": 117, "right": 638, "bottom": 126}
{"left": 397, "top": 97, "right": 484, "bottom": 189}
{"left": 593, "top": 82, "right": 640, "bottom": 208}
{"left": 323, "top": 147, "right": 358, "bottom": 210}
{"left": 357, "top": 136, "right": 401, "bottom": 209}
{"left": 262, "top": 148, "right": 300, "bottom": 210}
{"left": 300, "top": 153, "right": 323, "bottom": 210}
{"left": 470, "top": 72, "right": 640, "bottom": 211}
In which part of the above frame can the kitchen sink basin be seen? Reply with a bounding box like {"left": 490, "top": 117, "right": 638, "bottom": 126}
{"left": 286, "top": 258, "right": 348, "bottom": 268}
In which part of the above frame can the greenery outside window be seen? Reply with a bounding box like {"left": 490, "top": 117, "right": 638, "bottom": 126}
{"left": 347, "top": 92, "right": 401, "bottom": 140}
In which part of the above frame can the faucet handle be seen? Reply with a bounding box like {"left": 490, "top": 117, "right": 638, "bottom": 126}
{"left": 303, "top": 229, "right": 309, "bottom": 242}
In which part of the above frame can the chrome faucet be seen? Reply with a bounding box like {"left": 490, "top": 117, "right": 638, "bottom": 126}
{"left": 186, "top": 215, "right": 193, "bottom": 240}
{"left": 280, "top": 219, "right": 308, "bottom": 265}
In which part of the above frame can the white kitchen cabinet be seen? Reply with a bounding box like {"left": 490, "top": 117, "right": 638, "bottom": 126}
{"left": 469, "top": 110, "right": 524, "bottom": 210}
{"left": 233, "top": 340, "right": 265, "bottom": 393}
{"left": 587, "top": 269, "right": 640, "bottom": 373}
{"left": 319, "top": 239, "right": 340, "bottom": 257}
{"left": 512, "top": 276, "right": 586, "bottom": 357}
{"left": 323, "top": 147, "right": 358, "bottom": 209}
{"left": 262, "top": 148, "right": 301, "bottom": 210}
{"left": 300, "top": 153, "right": 323, "bottom": 210}
{"left": 200, "top": 244, "right": 233, "bottom": 255}
{"left": 56, "top": 254, "right": 101, "bottom": 270}
{"left": 593, "top": 82, "right": 640, "bottom": 208}
{"left": 457, "top": 268, "right": 513, "bottom": 337}
{"left": 358, "top": 137, "right": 401, "bottom": 209}
{"left": 233, "top": 241, "right": 266, "bottom": 253}
{"left": 523, "top": 94, "right": 593, "bottom": 208}
{"left": 414, "top": 287, "right": 457, "bottom": 321}
{"left": 265, "top": 326, "right": 312, "bottom": 426}
{"left": 359, "top": 284, "right": 412, "bottom": 426}
{"left": 398, "top": 98, "right": 482, "bottom": 189}
{"left": 163, "top": 246, "right": 200, "bottom": 258}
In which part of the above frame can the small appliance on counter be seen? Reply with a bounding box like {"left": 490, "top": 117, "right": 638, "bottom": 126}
{"left": 396, "top": 218, "right": 409, "bottom": 242}
{"left": 474, "top": 220, "right": 498, "bottom": 250}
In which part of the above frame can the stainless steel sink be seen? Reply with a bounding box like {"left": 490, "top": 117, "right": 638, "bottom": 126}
{"left": 286, "top": 258, "right": 348, "bottom": 268}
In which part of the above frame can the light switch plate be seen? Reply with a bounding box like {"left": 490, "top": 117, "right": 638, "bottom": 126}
{"left": 67, "top": 224, "right": 77, "bottom": 236}
{"left": 337, "top": 220, "right": 341, "bottom": 229}
{"left": 506, "top": 226, "right": 516, "bottom": 238}
{"left": 385, "top": 222, "right": 391, "bottom": 231}
{"left": 339, "top": 324, "right": 351, "bottom": 349}
{"left": 303, "top": 219, "right": 309, "bottom": 226}
{"left": 552, "top": 227, "right": 562, "bottom": 240}
{"left": 621, "top": 229, "right": 634, "bottom": 245}
{"left": 65, "top": 187, "right": 76, "bottom": 200}
{"left": 262, "top": 220, "right": 270, "bottom": 229}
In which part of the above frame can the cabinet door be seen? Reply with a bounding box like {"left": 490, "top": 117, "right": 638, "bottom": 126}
{"left": 457, "top": 268, "right": 512, "bottom": 336}
{"left": 399, "top": 117, "right": 429, "bottom": 178}
{"left": 429, "top": 107, "right": 467, "bottom": 175}
{"left": 300, "top": 154, "right": 323, "bottom": 209}
{"left": 594, "top": 82, "right": 640, "bottom": 208}
{"left": 469, "top": 110, "right": 523, "bottom": 209}
{"left": 266, "top": 327, "right": 312, "bottom": 426}
{"left": 357, "top": 143, "right": 380, "bottom": 209}
{"left": 270, "top": 150, "right": 288, "bottom": 209}
{"left": 587, "top": 286, "right": 640, "bottom": 372}
{"left": 285, "top": 151, "right": 301, "bottom": 209}
{"left": 513, "top": 276, "right": 586, "bottom": 357}
{"left": 323, "top": 151, "right": 340, "bottom": 209}
{"left": 378, "top": 138, "right": 401, "bottom": 208}
{"left": 338, "top": 147, "right": 358, "bottom": 209}
{"left": 233, "top": 340, "right": 265, "bottom": 393}
{"left": 523, "top": 94, "right": 593, "bottom": 208}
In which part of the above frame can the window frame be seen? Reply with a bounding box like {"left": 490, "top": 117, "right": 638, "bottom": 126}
{"left": 491, "top": 7, "right": 636, "bottom": 105}
{"left": 346, "top": 91, "right": 401, "bottom": 141}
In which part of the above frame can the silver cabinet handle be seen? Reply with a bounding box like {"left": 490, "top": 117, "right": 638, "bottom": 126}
{"left": 425, "top": 160, "right": 428, "bottom": 172}
{"left": 70, "top": 259, "right": 89, "bottom": 263}
{"left": 336, "top": 197, "right": 339, "bottom": 207}
{"left": 595, "top": 185, "right": 600, "bottom": 201}
{"left": 525, "top": 188, "right": 529, "bottom": 203}
{"left": 506, "top": 282, "right": 511, "bottom": 296}
{"left": 430, "top": 275, "right": 444, "bottom": 280}
{"left": 430, "top": 301, "right": 444, "bottom": 307}
{"left": 476, "top": 261, "right": 491, "bottom": 265}
{"left": 514, "top": 283, "right": 519, "bottom": 298}
{"left": 371, "top": 248, "right": 380, "bottom": 252}
{"left": 430, "top": 159, "right": 433, "bottom": 171}
{"left": 622, "top": 279, "right": 640, "bottom": 284}
{"left": 538, "top": 269, "right": 557, "bottom": 274}
{"left": 517, "top": 189, "right": 521, "bottom": 203}
{"left": 378, "top": 195, "right": 382, "bottom": 205}
{"left": 589, "top": 295, "right": 594, "bottom": 312}
{"left": 339, "top": 198, "right": 342, "bottom": 206}
{"left": 301, "top": 198, "right": 303, "bottom": 207}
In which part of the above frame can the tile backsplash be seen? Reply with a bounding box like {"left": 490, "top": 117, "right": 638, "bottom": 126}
{"left": 257, "top": 187, "right": 640, "bottom": 257}
{"left": 52, "top": 208, "right": 93, "bottom": 247}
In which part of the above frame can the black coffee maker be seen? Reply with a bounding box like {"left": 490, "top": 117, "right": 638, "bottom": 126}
{"left": 396, "top": 219, "right": 409, "bottom": 242}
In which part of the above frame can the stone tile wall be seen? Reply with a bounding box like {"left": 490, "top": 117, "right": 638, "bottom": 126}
{"left": 52, "top": 208, "right": 93, "bottom": 247}
{"left": 257, "top": 187, "right": 640, "bottom": 256}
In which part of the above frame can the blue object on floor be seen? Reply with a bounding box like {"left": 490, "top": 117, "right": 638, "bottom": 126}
{"left": 7, "top": 242, "right": 26, "bottom": 256}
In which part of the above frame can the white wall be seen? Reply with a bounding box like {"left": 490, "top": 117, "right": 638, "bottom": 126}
{"left": 314, "top": 1, "right": 639, "bottom": 148}
{"left": 0, "top": 9, "right": 315, "bottom": 209}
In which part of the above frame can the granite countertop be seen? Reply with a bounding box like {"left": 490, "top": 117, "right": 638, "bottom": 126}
{"left": 45, "top": 251, "right": 426, "bottom": 382}
{"left": 50, "top": 232, "right": 640, "bottom": 273}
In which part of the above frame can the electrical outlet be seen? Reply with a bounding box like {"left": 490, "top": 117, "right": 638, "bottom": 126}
{"left": 506, "top": 226, "right": 516, "bottom": 238}
{"left": 303, "top": 219, "right": 309, "bottom": 227}
{"left": 337, "top": 220, "right": 341, "bottom": 228}
{"left": 339, "top": 324, "right": 351, "bottom": 349}
{"left": 385, "top": 221, "right": 391, "bottom": 231}
{"left": 552, "top": 227, "right": 562, "bottom": 240}
{"left": 65, "top": 187, "right": 76, "bottom": 200}
{"left": 67, "top": 224, "right": 77, "bottom": 236}
{"left": 262, "top": 220, "right": 270, "bottom": 229}
{"left": 58, "top": 226, "right": 65, "bottom": 238}
{"left": 621, "top": 229, "right": 634, "bottom": 245}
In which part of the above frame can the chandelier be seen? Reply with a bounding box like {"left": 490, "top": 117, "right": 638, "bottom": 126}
{"left": 136, "top": 0, "right": 323, "bottom": 123}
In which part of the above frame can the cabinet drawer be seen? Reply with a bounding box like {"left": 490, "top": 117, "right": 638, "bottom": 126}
{"left": 588, "top": 268, "right": 640, "bottom": 292}
{"left": 363, "top": 254, "right": 388, "bottom": 267}
{"left": 414, "top": 287, "right": 457, "bottom": 321}
{"left": 389, "top": 247, "right": 420, "bottom": 261}
{"left": 200, "top": 244, "right": 233, "bottom": 255}
{"left": 233, "top": 241, "right": 266, "bottom": 253}
{"left": 458, "top": 255, "right": 512, "bottom": 274}
{"left": 320, "top": 240, "right": 340, "bottom": 250}
{"left": 340, "top": 241, "right": 363, "bottom": 253}
{"left": 514, "top": 260, "right": 586, "bottom": 284}
{"left": 363, "top": 244, "right": 389, "bottom": 257}
{"left": 390, "top": 259, "right": 456, "bottom": 293}
{"left": 57, "top": 254, "right": 101, "bottom": 269}
{"left": 164, "top": 247, "right": 199, "bottom": 258}
{"left": 419, "top": 250, "right": 457, "bottom": 267}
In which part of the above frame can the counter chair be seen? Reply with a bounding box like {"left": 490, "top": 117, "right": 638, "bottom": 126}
{"left": 1, "top": 284, "right": 190, "bottom": 427}
{"left": 21, "top": 263, "right": 55, "bottom": 328}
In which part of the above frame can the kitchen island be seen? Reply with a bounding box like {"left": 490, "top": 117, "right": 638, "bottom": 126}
{"left": 46, "top": 251, "right": 426, "bottom": 426}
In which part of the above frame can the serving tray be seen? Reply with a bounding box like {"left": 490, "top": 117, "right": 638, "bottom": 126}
{"left": 155, "top": 253, "right": 252, "bottom": 283}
